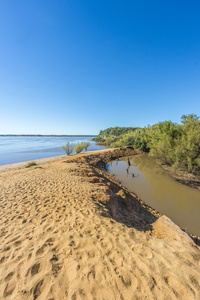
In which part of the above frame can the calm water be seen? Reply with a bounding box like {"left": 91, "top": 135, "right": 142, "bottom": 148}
{"left": 0, "top": 136, "right": 106, "bottom": 166}
{"left": 107, "top": 155, "right": 200, "bottom": 236}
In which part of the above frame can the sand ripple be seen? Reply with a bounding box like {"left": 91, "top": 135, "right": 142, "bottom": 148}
{"left": 0, "top": 148, "right": 200, "bottom": 299}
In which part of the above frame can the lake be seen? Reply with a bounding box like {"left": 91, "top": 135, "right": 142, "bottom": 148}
{"left": 0, "top": 136, "right": 106, "bottom": 166}
{"left": 107, "top": 154, "right": 200, "bottom": 236}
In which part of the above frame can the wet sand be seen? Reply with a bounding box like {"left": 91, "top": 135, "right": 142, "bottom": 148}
{"left": 0, "top": 147, "right": 200, "bottom": 300}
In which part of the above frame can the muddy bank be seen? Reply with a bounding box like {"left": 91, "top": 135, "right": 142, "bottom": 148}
{"left": 64, "top": 147, "right": 161, "bottom": 230}
{"left": 159, "top": 163, "right": 200, "bottom": 190}
{"left": 64, "top": 147, "right": 200, "bottom": 245}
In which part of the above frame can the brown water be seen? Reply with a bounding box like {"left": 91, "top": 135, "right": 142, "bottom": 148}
{"left": 107, "top": 154, "right": 200, "bottom": 236}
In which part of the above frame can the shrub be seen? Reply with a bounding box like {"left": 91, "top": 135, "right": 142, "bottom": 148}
{"left": 83, "top": 141, "right": 90, "bottom": 151}
{"left": 26, "top": 162, "right": 37, "bottom": 168}
{"left": 62, "top": 141, "right": 74, "bottom": 155}
{"left": 96, "top": 114, "right": 200, "bottom": 175}
{"left": 94, "top": 126, "right": 137, "bottom": 142}
{"left": 74, "top": 142, "right": 85, "bottom": 154}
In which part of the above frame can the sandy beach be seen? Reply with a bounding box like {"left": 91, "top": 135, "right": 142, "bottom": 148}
{"left": 0, "top": 147, "right": 200, "bottom": 300}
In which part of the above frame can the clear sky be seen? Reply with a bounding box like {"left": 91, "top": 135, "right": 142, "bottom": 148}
{"left": 0, "top": 1, "right": 199, "bottom": 134}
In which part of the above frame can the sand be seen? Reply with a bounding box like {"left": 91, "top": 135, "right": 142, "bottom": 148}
{"left": 0, "top": 147, "right": 200, "bottom": 300}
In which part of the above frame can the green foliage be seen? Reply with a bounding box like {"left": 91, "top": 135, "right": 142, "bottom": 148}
{"left": 25, "top": 162, "right": 37, "bottom": 168}
{"left": 74, "top": 142, "right": 85, "bottom": 154}
{"left": 94, "top": 126, "right": 137, "bottom": 143}
{"left": 175, "top": 114, "right": 200, "bottom": 173}
{"left": 96, "top": 114, "right": 200, "bottom": 175}
{"left": 83, "top": 141, "right": 90, "bottom": 151}
{"left": 146, "top": 115, "right": 200, "bottom": 174}
{"left": 62, "top": 141, "right": 74, "bottom": 155}
{"left": 111, "top": 127, "right": 150, "bottom": 151}
{"left": 147, "top": 121, "right": 181, "bottom": 164}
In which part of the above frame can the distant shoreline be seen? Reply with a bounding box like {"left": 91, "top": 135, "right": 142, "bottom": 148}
{"left": 0, "top": 135, "right": 107, "bottom": 166}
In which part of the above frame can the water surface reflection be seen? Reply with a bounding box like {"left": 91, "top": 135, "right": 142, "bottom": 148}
{"left": 107, "top": 155, "right": 200, "bottom": 236}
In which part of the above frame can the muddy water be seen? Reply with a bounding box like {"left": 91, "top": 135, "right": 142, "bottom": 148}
{"left": 107, "top": 154, "right": 200, "bottom": 236}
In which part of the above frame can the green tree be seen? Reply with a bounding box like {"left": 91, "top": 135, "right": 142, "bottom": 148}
{"left": 83, "top": 141, "right": 90, "bottom": 151}
{"left": 95, "top": 114, "right": 200, "bottom": 175}
{"left": 74, "top": 142, "right": 85, "bottom": 154}
{"left": 178, "top": 114, "right": 200, "bottom": 173}
{"left": 148, "top": 121, "right": 180, "bottom": 165}
{"left": 62, "top": 141, "right": 74, "bottom": 155}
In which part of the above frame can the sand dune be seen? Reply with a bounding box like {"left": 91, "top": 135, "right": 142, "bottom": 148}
{"left": 0, "top": 148, "right": 200, "bottom": 300}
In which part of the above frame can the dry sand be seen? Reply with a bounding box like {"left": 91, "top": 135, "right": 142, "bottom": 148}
{"left": 0, "top": 147, "right": 200, "bottom": 300}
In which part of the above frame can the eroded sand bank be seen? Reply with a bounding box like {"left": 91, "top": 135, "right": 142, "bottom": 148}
{"left": 0, "top": 147, "right": 200, "bottom": 300}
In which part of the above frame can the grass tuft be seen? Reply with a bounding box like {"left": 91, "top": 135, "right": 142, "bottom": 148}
{"left": 25, "top": 162, "right": 37, "bottom": 168}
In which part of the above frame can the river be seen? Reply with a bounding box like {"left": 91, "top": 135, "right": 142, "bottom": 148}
{"left": 107, "top": 154, "right": 200, "bottom": 236}
{"left": 0, "top": 136, "right": 106, "bottom": 166}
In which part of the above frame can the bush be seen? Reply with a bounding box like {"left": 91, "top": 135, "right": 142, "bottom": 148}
{"left": 26, "top": 162, "right": 37, "bottom": 168}
{"left": 83, "top": 141, "right": 90, "bottom": 151}
{"left": 96, "top": 114, "right": 200, "bottom": 175}
{"left": 74, "top": 142, "right": 85, "bottom": 154}
{"left": 94, "top": 126, "right": 137, "bottom": 142}
{"left": 111, "top": 128, "right": 150, "bottom": 151}
{"left": 62, "top": 141, "right": 74, "bottom": 155}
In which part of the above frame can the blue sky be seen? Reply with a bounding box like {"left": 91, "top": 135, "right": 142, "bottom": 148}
{"left": 0, "top": 0, "right": 199, "bottom": 134}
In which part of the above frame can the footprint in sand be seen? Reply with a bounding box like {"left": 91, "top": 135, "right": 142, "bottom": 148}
{"left": 31, "top": 263, "right": 40, "bottom": 277}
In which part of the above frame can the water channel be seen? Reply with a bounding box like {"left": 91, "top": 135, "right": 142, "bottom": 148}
{"left": 107, "top": 154, "right": 200, "bottom": 237}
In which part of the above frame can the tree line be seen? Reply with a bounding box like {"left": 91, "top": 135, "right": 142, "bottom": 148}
{"left": 95, "top": 114, "right": 200, "bottom": 175}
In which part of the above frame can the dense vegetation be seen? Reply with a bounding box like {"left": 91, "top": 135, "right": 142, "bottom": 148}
{"left": 93, "top": 126, "right": 137, "bottom": 144}
{"left": 96, "top": 115, "right": 200, "bottom": 175}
